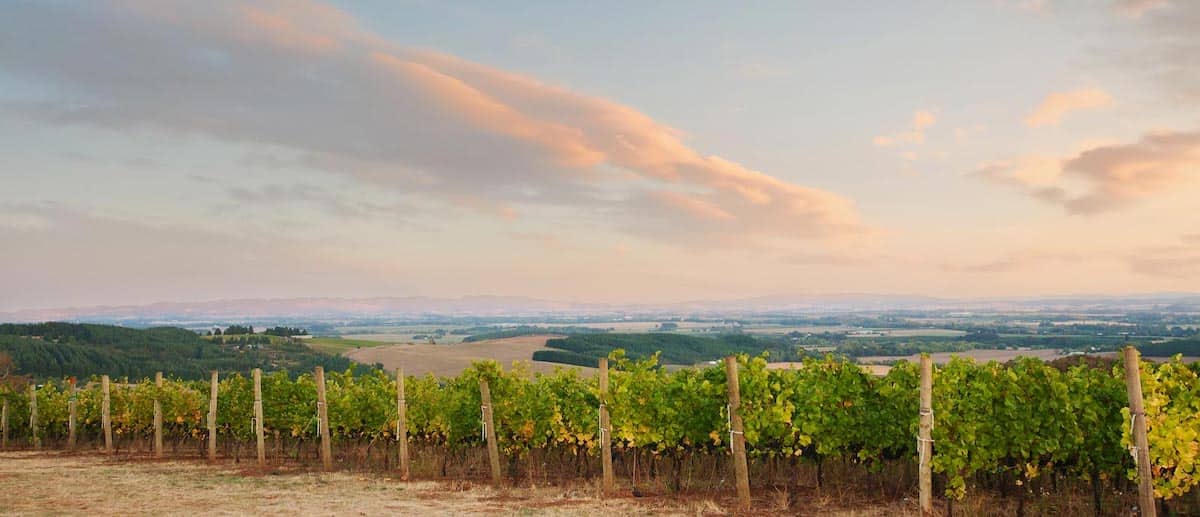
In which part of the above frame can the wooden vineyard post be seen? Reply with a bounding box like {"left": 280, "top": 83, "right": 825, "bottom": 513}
{"left": 396, "top": 368, "right": 410, "bottom": 480}
{"left": 207, "top": 370, "right": 218, "bottom": 462}
{"left": 480, "top": 378, "right": 502, "bottom": 484}
{"left": 599, "top": 358, "right": 614, "bottom": 493}
{"left": 315, "top": 366, "right": 332, "bottom": 472}
{"left": 918, "top": 354, "right": 934, "bottom": 516}
{"left": 102, "top": 375, "right": 113, "bottom": 454}
{"left": 1124, "top": 347, "right": 1157, "bottom": 517}
{"left": 29, "top": 384, "right": 39, "bottom": 450}
{"left": 153, "top": 372, "right": 163, "bottom": 458}
{"left": 724, "top": 356, "right": 751, "bottom": 511}
{"left": 1, "top": 399, "right": 7, "bottom": 449}
{"left": 253, "top": 368, "right": 265, "bottom": 466}
{"left": 68, "top": 378, "right": 78, "bottom": 451}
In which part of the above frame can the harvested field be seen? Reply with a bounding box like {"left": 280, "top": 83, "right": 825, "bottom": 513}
{"left": 344, "top": 335, "right": 593, "bottom": 377}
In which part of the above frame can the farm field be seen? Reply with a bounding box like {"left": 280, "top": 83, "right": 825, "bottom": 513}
{"left": 878, "top": 328, "right": 967, "bottom": 337}
{"left": 344, "top": 332, "right": 470, "bottom": 344}
{"left": 305, "top": 337, "right": 393, "bottom": 355}
{"left": 344, "top": 335, "right": 590, "bottom": 377}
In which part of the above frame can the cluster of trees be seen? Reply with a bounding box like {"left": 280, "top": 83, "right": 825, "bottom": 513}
{"left": 1139, "top": 338, "right": 1200, "bottom": 357}
{"left": 536, "top": 333, "right": 805, "bottom": 366}
{"left": 219, "top": 335, "right": 271, "bottom": 346}
{"left": 222, "top": 324, "right": 253, "bottom": 335}
{"left": 0, "top": 323, "right": 348, "bottom": 381}
{"left": 263, "top": 326, "right": 308, "bottom": 337}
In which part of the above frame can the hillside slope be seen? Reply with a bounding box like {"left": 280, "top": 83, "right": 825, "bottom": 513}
{"left": 0, "top": 322, "right": 349, "bottom": 380}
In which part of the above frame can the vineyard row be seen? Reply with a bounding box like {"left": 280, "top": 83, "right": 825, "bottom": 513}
{"left": 1, "top": 350, "right": 1198, "bottom": 510}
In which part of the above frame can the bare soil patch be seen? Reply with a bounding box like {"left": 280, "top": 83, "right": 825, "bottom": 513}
{"left": 0, "top": 451, "right": 929, "bottom": 516}
{"left": 344, "top": 335, "right": 593, "bottom": 377}
{"left": 0, "top": 451, "right": 699, "bottom": 516}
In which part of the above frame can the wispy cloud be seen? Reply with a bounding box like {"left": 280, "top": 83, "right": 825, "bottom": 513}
{"left": 226, "top": 184, "right": 411, "bottom": 222}
{"left": 0, "top": 0, "right": 867, "bottom": 251}
{"left": 1127, "top": 248, "right": 1200, "bottom": 279}
{"left": 973, "top": 129, "right": 1200, "bottom": 214}
{"left": 1025, "top": 88, "right": 1113, "bottom": 128}
{"left": 1114, "top": 0, "right": 1172, "bottom": 18}
{"left": 873, "top": 110, "right": 937, "bottom": 147}
{"left": 938, "top": 250, "right": 1084, "bottom": 274}
{"left": 1121, "top": 1, "right": 1200, "bottom": 101}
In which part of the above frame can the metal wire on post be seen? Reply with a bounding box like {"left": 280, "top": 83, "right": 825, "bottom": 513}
{"left": 315, "top": 401, "right": 325, "bottom": 438}
{"left": 916, "top": 407, "right": 935, "bottom": 468}
{"left": 726, "top": 403, "right": 743, "bottom": 449}
{"left": 597, "top": 403, "right": 605, "bottom": 438}
{"left": 480, "top": 405, "right": 488, "bottom": 441}
{"left": 1128, "top": 411, "right": 1141, "bottom": 466}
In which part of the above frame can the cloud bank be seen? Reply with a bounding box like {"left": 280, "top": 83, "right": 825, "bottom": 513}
{"left": 0, "top": 0, "right": 866, "bottom": 249}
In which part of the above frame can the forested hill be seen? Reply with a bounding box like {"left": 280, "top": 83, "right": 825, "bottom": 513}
{"left": 0, "top": 322, "right": 350, "bottom": 381}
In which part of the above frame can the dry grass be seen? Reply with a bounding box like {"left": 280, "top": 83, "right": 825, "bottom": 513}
{"left": 345, "top": 335, "right": 595, "bottom": 377}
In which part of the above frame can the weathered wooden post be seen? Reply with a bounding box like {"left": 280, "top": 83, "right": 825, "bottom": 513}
{"left": 207, "top": 370, "right": 218, "bottom": 462}
{"left": 1124, "top": 346, "right": 1157, "bottom": 517}
{"left": 396, "top": 368, "right": 410, "bottom": 480}
{"left": 725, "top": 356, "right": 751, "bottom": 511}
{"left": 153, "top": 372, "right": 163, "bottom": 458}
{"left": 480, "top": 378, "right": 502, "bottom": 484}
{"left": 315, "top": 366, "right": 332, "bottom": 471}
{"left": 599, "top": 358, "right": 614, "bottom": 492}
{"left": 29, "top": 384, "right": 39, "bottom": 450}
{"left": 919, "top": 354, "right": 934, "bottom": 516}
{"left": 102, "top": 375, "right": 113, "bottom": 454}
{"left": 254, "top": 368, "right": 265, "bottom": 466}
{"left": 68, "top": 378, "right": 78, "bottom": 451}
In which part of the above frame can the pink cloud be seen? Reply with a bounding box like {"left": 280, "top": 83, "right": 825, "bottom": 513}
{"left": 873, "top": 110, "right": 936, "bottom": 147}
{"left": 1025, "top": 88, "right": 1113, "bottom": 128}
{"left": 0, "top": 0, "right": 868, "bottom": 250}
{"left": 1114, "top": 0, "right": 1172, "bottom": 18}
{"left": 973, "top": 130, "right": 1200, "bottom": 214}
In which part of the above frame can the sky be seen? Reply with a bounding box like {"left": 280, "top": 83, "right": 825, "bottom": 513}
{"left": 1, "top": 0, "right": 1198, "bottom": 311}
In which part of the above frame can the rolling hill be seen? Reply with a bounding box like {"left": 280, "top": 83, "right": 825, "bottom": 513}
{"left": 0, "top": 322, "right": 350, "bottom": 380}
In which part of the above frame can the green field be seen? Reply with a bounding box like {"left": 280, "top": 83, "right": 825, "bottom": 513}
{"left": 305, "top": 337, "right": 391, "bottom": 355}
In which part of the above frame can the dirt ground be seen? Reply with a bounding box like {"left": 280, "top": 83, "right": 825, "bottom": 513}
{"left": 0, "top": 451, "right": 701, "bottom": 516}
{"left": 0, "top": 451, "right": 930, "bottom": 516}
{"left": 345, "top": 335, "right": 595, "bottom": 377}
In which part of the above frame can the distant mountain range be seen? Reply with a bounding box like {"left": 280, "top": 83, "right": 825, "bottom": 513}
{"left": 3, "top": 292, "right": 1199, "bottom": 323}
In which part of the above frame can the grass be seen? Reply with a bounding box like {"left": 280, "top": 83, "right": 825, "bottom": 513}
{"left": 306, "top": 337, "right": 392, "bottom": 355}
